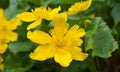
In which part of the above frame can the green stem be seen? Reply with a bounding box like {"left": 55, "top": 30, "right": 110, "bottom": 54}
{"left": 111, "top": 22, "right": 117, "bottom": 35}
{"left": 87, "top": 56, "right": 98, "bottom": 72}
{"left": 79, "top": 12, "right": 84, "bottom": 27}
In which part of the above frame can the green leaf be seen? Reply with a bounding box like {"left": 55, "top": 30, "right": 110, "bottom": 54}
{"left": 26, "top": 0, "right": 41, "bottom": 6}
{"left": 61, "top": 56, "right": 98, "bottom": 72}
{"left": 9, "top": 41, "right": 34, "bottom": 54}
{"left": 85, "top": 19, "right": 98, "bottom": 50}
{"left": 111, "top": 3, "right": 120, "bottom": 23}
{"left": 40, "top": 0, "right": 59, "bottom": 6}
{"left": 61, "top": 62, "right": 87, "bottom": 72}
{"left": 60, "top": 0, "right": 80, "bottom": 4}
{"left": 2, "top": 54, "right": 33, "bottom": 72}
{"left": 68, "top": 15, "right": 80, "bottom": 26}
{"left": 5, "top": 0, "right": 30, "bottom": 19}
{"left": 85, "top": 17, "right": 118, "bottom": 58}
{"left": 17, "top": 22, "right": 28, "bottom": 40}
{"left": 113, "top": 22, "right": 120, "bottom": 36}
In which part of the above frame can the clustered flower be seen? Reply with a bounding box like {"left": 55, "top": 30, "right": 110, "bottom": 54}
{"left": 0, "top": 8, "right": 21, "bottom": 69}
{"left": 0, "top": 0, "right": 92, "bottom": 68}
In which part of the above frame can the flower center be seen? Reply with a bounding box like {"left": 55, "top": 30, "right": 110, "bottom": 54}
{"left": 0, "top": 38, "right": 8, "bottom": 45}
{"left": 56, "top": 39, "right": 67, "bottom": 48}
{"left": 0, "top": 25, "right": 7, "bottom": 32}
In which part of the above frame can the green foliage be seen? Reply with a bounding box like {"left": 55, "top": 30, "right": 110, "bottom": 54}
{"left": 2, "top": 54, "right": 33, "bottom": 72}
{"left": 0, "top": 0, "right": 9, "bottom": 9}
{"left": 60, "top": 0, "right": 79, "bottom": 4}
{"left": 61, "top": 56, "right": 98, "bottom": 72}
{"left": 9, "top": 41, "right": 34, "bottom": 54}
{"left": 85, "top": 17, "right": 118, "bottom": 58}
{"left": 5, "top": 0, "right": 30, "bottom": 19}
{"left": 111, "top": 3, "right": 120, "bottom": 23}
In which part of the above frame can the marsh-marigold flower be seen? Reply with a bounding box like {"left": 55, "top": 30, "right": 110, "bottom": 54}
{"left": 0, "top": 8, "right": 21, "bottom": 54}
{"left": 17, "top": 6, "right": 61, "bottom": 30}
{"left": 27, "top": 13, "right": 88, "bottom": 67}
{"left": 66, "top": 0, "right": 92, "bottom": 15}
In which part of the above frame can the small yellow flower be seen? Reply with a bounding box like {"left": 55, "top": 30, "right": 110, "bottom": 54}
{"left": 0, "top": 8, "right": 21, "bottom": 54}
{"left": 0, "top": 56, "right": 4, "bottom": 70}
{"left": 66, "top": 0, "right": 92, "bottom": 15}
{"left": 27, "top": 13, "right": 88, "bottom": 67}
{"left": 17, "top": 6, "right": 61, "bottom": 30}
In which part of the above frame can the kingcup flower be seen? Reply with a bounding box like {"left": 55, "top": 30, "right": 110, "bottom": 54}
{"left": 17, "top": 6, "right": 61, "bottom": 30}
{"left": 27, "top": 13, "right": 88, "bottom": 67}
{"left": 0, "top": 8, "right": 21, "bottom": 54}
{"left": 66, "top": 0, "right": 92, "bottom": 15}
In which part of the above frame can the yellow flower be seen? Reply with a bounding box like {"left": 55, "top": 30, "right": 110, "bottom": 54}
{"left": 27, "top": 13, "right": 88, "bottom": 67}
{"left": 66, "top": 0, "right": 92, "bottom": 15}
{"left": 0, "top": 8, "right": 21, "bottom": 54}
{"left": 17, "top": 6, "right": 61, "bottom": 30}
{"left": 0, "top": 56, "right": 4, "bottom": 70}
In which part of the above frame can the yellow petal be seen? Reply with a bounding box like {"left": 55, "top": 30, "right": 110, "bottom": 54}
{"left": 83, "top": 0, "right": 92, "bottom": 11}
{"left": 0, "top": 8, "right": 6, "bottom": 19}
{"left": 53, "top": 13, "right": 67, "bottom": 24}
{"left": 7, "top": 18, "right": 21, "bottom": 30}
{"left": 6, "top": 31, "right": 18, "bottom": 42}
{"left": 70, "top": 47, "right": 88, "bottom": 61}
{"left": 27, "top": 30, "right": 52, "bottom": 44}
{"left": 78, "top": 28, "right": 86, "bottom": 37}
{"left": 52, "top": 13, "right": 69, "bottom": 37}
{"left": 0, "top": 8, "right": 7, "bottom": 24}
{"left": 54, "top": 49, "right": 72, "bottom": 67}
{"left": 67, "top": 25, "right": 85, "bottom": 37}
{"left": 30, "top": 45, "right": 56, "bottom": 61}
{"left": 64, "top": 25, "right": 85, "bottom": 46}
{"left": 27, "top": 19, "right": 42, "bottom": 30}
{"left": 0, "top": 8, "right": 4, "bottom": 17}
{"left": 67, "top": 0, "right": 92, "bottom": 15}
{"left": 71, "top": 38, "right": 83, "bottom": 46}
{"left": 0, "top": 32, "right": 4, "bottom": 40}
{"left": 17, "top": 12, "right": 37, "bottom": 22}
{"left": 50, "top": 6, "right": 61, "bottom": 19}
{"left": 0, "top": 43, "right": 8, "bottom": 54}
{"left": 32, "top": 6, "right": 51, "bottom": 20}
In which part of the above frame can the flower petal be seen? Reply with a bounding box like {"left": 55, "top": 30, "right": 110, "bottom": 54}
{"left": 50, "top": 6, "right": 61, "bottom": 19}
{"left": 30, "top": 45, "right": 56, "bottom": 61}
{"left": 0, "top": 43, "right": 8, "bottom": 54}
{"left": 17, "top": 12, "right": 37, "bottom": 22}
{"left": 27, "top": 30, "right": 52, "bottom": 44}
{"left": 67, "top": 0, "right": 92, "bottom": 15}
{"left": 52, "top": 13, "right": 69, "bottom": 37}
{"left": 0, "top": 8, "right": 7, "bottom": 24}
{"left": 27, "top": 19, "right": 42, "bottom": 30}
{"left": 7, "top": 18, "right": 21, "bottom": 30}
{"left": 54, "top": 49, "right": 72, "bottom": 67}
{"left": 6, "top": 31, "right": 18, "bottom": 42}
{"left": 67, "top": 25, "right": 85, "bottom": 38}
{"left": 70, "top": 47, "right": 88, "bottom": 61}
{"left": 0, "top": 8, "right": 4, "bottom": 17}
{"left": 53, "top": 13, "right": 67, "bottom": 24}
{"left": 64, "top": 25, "right": 85, "bottom": 46}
